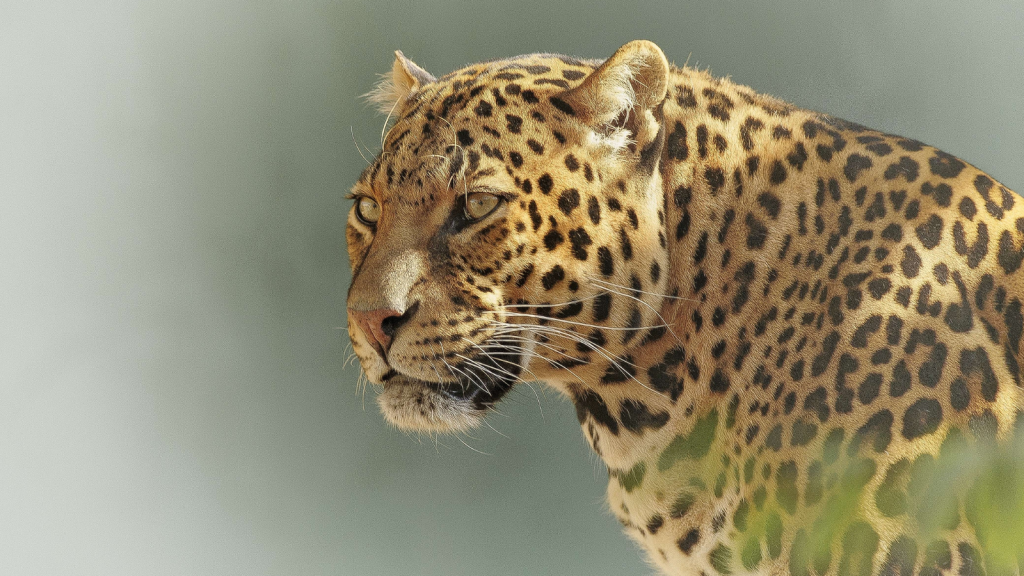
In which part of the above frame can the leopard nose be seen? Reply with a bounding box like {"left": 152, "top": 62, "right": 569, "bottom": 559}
{"left": 349, "top": 303, "right": 417, "bottom": 359}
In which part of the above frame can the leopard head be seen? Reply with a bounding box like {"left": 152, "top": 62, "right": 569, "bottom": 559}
{"left": 347, "top": 41, "right": 672, "bottom": 432}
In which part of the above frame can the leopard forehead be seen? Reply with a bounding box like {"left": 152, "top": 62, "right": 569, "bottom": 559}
{"left": 354, "top": 54, "right": 601, "bottom": 201}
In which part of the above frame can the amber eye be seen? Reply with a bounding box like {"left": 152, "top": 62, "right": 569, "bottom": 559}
{"left": 464, "top": 192, "right": 500, "bottom": 220}
{"left": 355, "top": 197, "right": 381, "bottom": 225}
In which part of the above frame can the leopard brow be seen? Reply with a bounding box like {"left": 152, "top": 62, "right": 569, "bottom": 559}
{"left": 430, "top": 140, "right": 517, "bottom": 198}
{"left": 468, "top": 185, "right": 518, "bottom": 200}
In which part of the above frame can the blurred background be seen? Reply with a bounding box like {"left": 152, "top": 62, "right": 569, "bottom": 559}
{"left": 1, "top": 1, "right": 1022, "bottom": 574}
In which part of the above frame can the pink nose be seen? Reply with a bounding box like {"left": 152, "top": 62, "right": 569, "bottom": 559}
{"left": 350, "top": 307, "right": 404, "bottom": 359}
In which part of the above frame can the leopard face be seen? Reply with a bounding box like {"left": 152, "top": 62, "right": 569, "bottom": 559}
{"left": 347, "top": 45, "right": 671, "bottom": 432}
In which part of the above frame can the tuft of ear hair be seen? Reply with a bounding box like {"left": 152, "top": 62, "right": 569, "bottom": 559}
{"left": 365, "top": 50, "right": 437, "bottom": 115}
{"left": 559, "top": 40, "right": 669, "bottom": 151}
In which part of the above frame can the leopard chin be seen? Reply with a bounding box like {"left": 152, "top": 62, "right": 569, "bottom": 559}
{"left": 376, "top": 368, "right": 519, "bottom": 433}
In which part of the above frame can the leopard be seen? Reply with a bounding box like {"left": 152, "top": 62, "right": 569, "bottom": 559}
{"left": 345, "top": 40, "right": 1024, "bottom": 576}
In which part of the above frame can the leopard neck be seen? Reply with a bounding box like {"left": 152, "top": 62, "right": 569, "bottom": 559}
{"left": 572, "top": 69, "right": 833, "bottom": 475}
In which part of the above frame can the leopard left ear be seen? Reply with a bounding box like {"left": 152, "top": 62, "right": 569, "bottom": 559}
{"left": 365, "top": 50, "right": 437, "bottom": 115}
{"left": 559, "top": 40, "right": 669, "bottom": 151}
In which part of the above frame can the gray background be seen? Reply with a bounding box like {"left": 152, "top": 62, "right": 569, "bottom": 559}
{"left": 1, "top": 1, "right": 1021, "bottom": 575}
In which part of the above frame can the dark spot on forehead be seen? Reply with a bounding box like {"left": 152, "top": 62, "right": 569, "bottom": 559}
{"left": 549, "top": 96, "right": 575, "bottom": 115}
{"left": 505, "top": 114, "right": 523, "bottom": 133}
{"left": 558, "top": 188, "right": 580, "bottom": 215}
{"left": 538, "top": 174, "right": 553, "bottom": 194}
{"left": 473, "top": 100, "right": 492, "bottom": 117}
{"left": 535, "top": 78, "right": 569, "bottom": 89}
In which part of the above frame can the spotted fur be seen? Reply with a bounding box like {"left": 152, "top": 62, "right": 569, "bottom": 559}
{"left": 347, "top": 41, "right": 1024, "bottom": 576}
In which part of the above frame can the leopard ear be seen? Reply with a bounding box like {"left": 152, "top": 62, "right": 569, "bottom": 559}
{"left": 560, "top": 40, "right": 669, "bottom": 151}
{"left": 365, "top": 50, "right": 437, "bottom": 115}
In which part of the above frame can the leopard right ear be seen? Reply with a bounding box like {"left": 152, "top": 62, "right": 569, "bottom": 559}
{"left": 365, "top": 51, "right": 436, "bottom": 115}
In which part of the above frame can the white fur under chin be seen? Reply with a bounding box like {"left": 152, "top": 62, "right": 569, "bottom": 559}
{"left": 376, "top": 380, "right": 483, "bottom": 433}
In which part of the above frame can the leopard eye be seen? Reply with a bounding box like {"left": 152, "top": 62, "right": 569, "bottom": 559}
{"left": 355, "top": 197, "right": 381, "bottom": 225}
{"left": 464, "top": 192, "right": 500, "bottom": 220}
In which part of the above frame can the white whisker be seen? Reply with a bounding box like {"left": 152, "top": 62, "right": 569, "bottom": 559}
{"left": 380, "top": 96, "right": 401, "bottom": 150}
{"left": 579, "top": 280, "right": 685, "bottom": 347}
{"left": 350, "top": 126, "right": 371, "bottom": 166}
{"left": 488, "top": 322, "right": 637, "bottom": 369}
{"left": 586, "top": 275, "right": 699, "bottom": 303}
{"left": 484, "top": 323, "right": 662, "bottom": 396}
{"left": 486, "top": 309, "right": 669, "bottom": 332}
{"left": 495, "top": 291, "right": 606, "bottom": 310}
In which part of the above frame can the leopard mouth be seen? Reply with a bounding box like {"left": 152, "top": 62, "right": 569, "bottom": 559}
{"left": 375, "top": 349, "right": 522, "bottom": 432}
{"left": 384, "top": 371, "right": 517, "bottom": 409}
